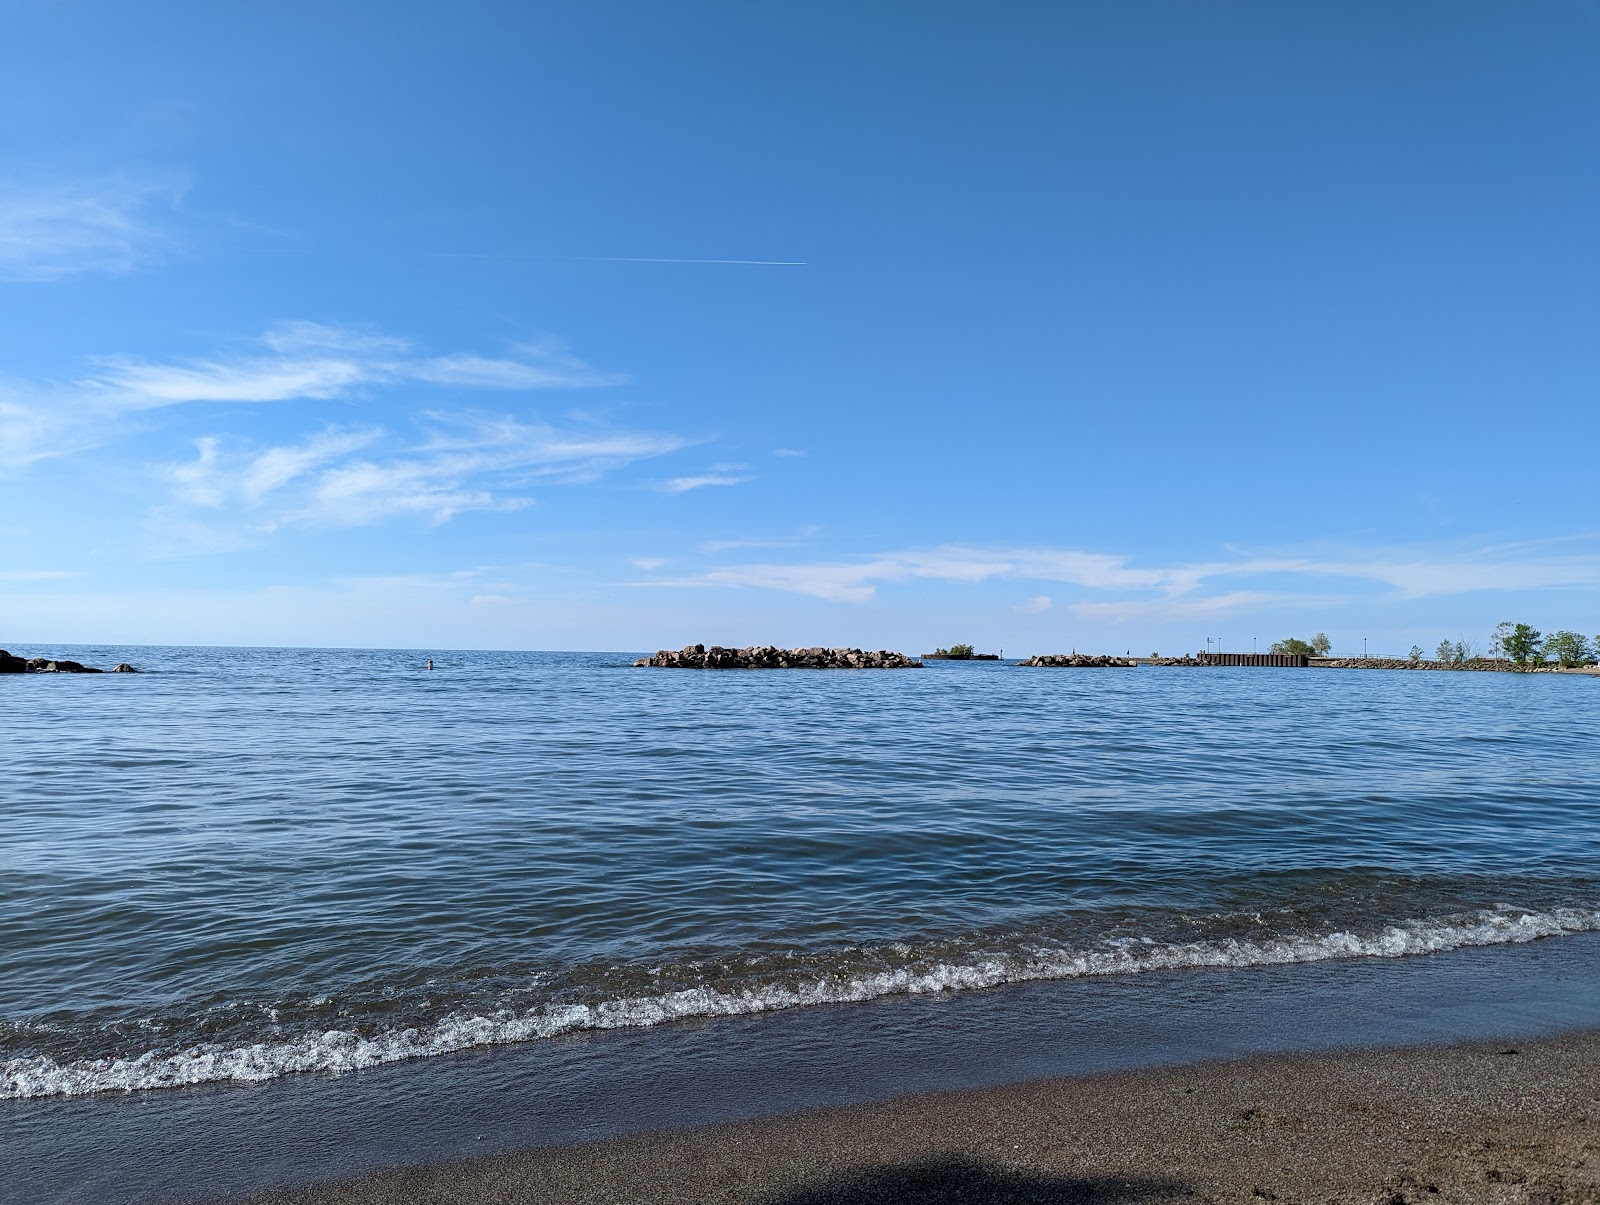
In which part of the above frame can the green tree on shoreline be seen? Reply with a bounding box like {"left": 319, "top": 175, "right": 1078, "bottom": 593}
{"left": 1492, "top": 622, "right": 1543, "bottom": 666}
{"left": 1269, "top": 635, "right": 1330, "bottom": 657}
{"left": 1544, "top": 631, "right": 1595, "bottom": 668}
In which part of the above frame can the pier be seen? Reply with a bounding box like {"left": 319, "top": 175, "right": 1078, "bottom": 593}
{"left": 1197, "top": 652, "right": 1309, "bottom": 667}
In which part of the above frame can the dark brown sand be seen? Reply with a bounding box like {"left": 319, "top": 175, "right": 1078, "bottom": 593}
{"left": 258, "top": 1033, "right": 1600, "bottom": 1205}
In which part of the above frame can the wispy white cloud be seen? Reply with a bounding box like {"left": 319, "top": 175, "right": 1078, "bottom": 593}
{"left": 149, "top": 411, "right": 688, "bottom": 546}
{"left": 637, "top": 540, "right": 1600, "bottom": 609}
{"left": 238, "top": 428, "right": 382, "bottom": 503}
{"left": 0, "top": 178, "right": 180, "bottom": 282}
{"left": 655, "top": 560, "right": 901, "bottom": 602}
{"left": 260, "top": 322, "right": 411, "bottom": 356}
{"left": 92, "top": 354, "right": 372, "bottom": 406}
{"left": 1068, "top": 591, "right": 1319, "bottom": 622}
{"left": 771, "top": 447, "right": 807, "bottom": 458}
{"left": 698, "top": 528, "right": 818, "bottom": 554}
{"left": 163, "top": 426, "right": 384, "bottom": 511}
{"left": 0, "top": 323, "right": 631, "bottom": 465}
{"left": 658, "top": 473, "right": 754, "bottom": 494}
{"left": 283, "top": 458, "right": 506, "bottom": 529}
{"left": 416, "top": 411, "right": 691, "bottom": 484}
{"left": 82, "top": 322, "right": 621, "bottom": 409}
{"left": 1015, "top": 595, "right": 1052, "bottom": 615}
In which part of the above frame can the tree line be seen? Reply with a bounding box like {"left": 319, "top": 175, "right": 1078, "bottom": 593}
{"left": 1426, "top": 623, "right": 1596, "bottom": 667}
{"left": 1266, "top": 624, "right": 1597, "bottom": 667}
{"left": 1480, "top": 622, "right": 1596, "bottom": 667}
{"left": 1268, "top": 634, "right": 1331, "bottom": 657}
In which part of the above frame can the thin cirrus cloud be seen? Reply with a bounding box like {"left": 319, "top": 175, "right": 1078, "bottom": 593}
{"left": 0, "top": 177, "right": 179, "bottom": 283}
{"left": 0, "top": 322, "right": 629, "bottom": 465}
{"left": 698, "top": 527, "right": 820, "bottom": 554}
{"left": 636, "top": 541, "right": 1600, "bottom": 609}
{"left": 153, "top": 411, "right": 692, "bottom": 541}
{"left": 85, "top": 321, "right": 625, "bottom": 408}
{"left": 657, "top": 471, "right": 755, "bottom": 494}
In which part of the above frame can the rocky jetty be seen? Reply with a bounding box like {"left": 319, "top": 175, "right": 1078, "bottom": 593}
{"left": 635, "top": 644, "right": 921, "bottom": 669}
{"left": 0, "top": 650, "right": 138, "bottom": 674}
{"left": 1311, "top": 656, "right": 1522, "bottom": 672}
{"left": 1018, "top": 653, "right": 1137, "bottom": 667}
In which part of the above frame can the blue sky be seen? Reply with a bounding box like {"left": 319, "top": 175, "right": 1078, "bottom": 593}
{"left": 2, "top": 0, "right": 1597, "bottom": 654}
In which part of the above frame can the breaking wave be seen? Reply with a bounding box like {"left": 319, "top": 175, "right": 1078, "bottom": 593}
{"left": 6, "top": 903, "right": 1597, "bottom": 1100}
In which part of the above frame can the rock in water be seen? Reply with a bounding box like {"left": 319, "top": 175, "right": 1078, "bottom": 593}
{"left": 1, "top": 650, "right": 129, "bottom": 673}
{"left": 634, "top": 644, "right": 922, "bottom": 669}
{"left": 1018, "top": 654, "right": 1137, "bottom": 668}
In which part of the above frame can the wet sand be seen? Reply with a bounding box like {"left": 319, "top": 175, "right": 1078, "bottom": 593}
{"left": 257, "top": 1031, "right": 1600, "bottom": 1204}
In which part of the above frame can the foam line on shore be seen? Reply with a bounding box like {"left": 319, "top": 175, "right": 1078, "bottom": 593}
{"left": 5, "top": 904, "right": 1598, "bottom": 1100}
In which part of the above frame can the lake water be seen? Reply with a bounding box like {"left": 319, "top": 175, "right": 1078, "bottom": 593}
{"left": 3, "top": 646, "right": 1598, "bottom": 1101}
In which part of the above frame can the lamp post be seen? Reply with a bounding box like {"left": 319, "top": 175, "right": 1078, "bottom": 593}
{"left": 1364, "top": 637, "right": 1368, "bottom": 659}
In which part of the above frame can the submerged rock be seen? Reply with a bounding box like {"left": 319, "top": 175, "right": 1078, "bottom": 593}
{"left": 635, "top": 644, "right": 921, "bottom": 669}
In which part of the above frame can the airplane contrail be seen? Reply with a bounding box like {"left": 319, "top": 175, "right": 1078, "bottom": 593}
{"left": 422, "top": 252, "right": 805, "bottom": 266}
{"left": 242, "top": 249, "right": 806, "bottom": 266}
{"left": 557, "top": 255, "right": 806, "bottom": 266}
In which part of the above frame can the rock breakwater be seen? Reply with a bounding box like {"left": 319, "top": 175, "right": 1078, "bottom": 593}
{"left": 0, "top": 651, "right": 138, "bottom": 674}
{"left": 1311, "top": 657, "right": 1523, "bottom": 672}
{"left": 1018, "top": 654, "right": 1137, "bottom": 667}
{"left": 635, "top": 644, "right": 921, "bottom": 669}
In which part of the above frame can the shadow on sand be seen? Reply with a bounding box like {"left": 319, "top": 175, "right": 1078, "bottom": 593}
{"left": 756, "top": 1153, "right": 1187, "bottom": 1204}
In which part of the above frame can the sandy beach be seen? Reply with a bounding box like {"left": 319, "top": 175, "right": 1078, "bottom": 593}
{"left": 256, "top": 1031, "right": 1600, "bottom": 1204}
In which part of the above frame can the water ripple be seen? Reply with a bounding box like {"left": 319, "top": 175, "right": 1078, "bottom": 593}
{"left": 2, "top": 647, "right": 1597, "bottom": 1094}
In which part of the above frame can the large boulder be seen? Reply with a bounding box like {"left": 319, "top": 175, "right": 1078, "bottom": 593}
{"left": 26, "top": 658, "right": 101, "bottom": 673}
{"left": 3, "top": 651, "right": 125, "bottom": 673}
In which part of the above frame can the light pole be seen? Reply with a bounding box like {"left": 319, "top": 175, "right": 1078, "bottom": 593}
{"left": 1364, "top": 637, "right": 1368, "bottom": 659}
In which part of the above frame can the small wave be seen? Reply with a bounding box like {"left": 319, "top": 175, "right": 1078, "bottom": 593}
{"left": 5, "top": 904, "right": 1597, "bottom": 1100}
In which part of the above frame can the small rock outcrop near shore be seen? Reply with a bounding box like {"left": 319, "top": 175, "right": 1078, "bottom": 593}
{"left": 1018, "top": 653, "right": 1137, "bottom": 667}
{"left": 0, "top": 650, "right": 138, "bottom": 674}
{"left": 635, "top": 644, "right": 921, "bottom": 669}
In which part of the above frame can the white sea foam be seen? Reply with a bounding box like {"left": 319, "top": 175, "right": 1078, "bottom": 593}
{"left": 5, "top": 905, "right": 1598, "bottom": 1100}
